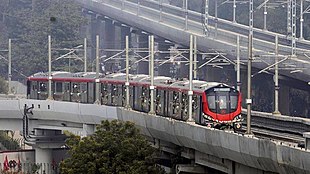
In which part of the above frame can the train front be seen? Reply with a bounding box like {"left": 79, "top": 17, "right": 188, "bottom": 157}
{"left": 202, "top": 84, "right": 242, "bottom": 130}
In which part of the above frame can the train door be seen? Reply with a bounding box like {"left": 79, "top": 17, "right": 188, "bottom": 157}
{"left": 63, "top": 82, "right": 71, "bottom": 101}
{"left": 180, "top": 92, "right": 188, "bottom": 120}
{"left": 53, "top": 82, "right": 63, "bottom": 101}
{"left": 135, "top": 86, "right": 143, "bottom": 111}
{"left": 164, "top": 90, "right": 169, "bottom": 117}
{"left": 38, "top": 82, "right": 48, "bottom": 100}
{"left": 106, "top": 84, "right": 113, "bottom": 105}
{"left": 130, "top": 86, "right": 135, "bottom": 109}
{"left": 169, "top": 91, "right": 180, "bottom": 119}
{"left": 141, "top": 87, "right": 149, "bottom": 112}
{"left": 121, "top": 85, "right": 126, "bottom": 107}
{"left": 71, "top": 83, "right": 81, "bottom": 102}
{"left": 192, "top": 94, "right": 201, "bottom": 123}
{"left": 111, "top": 84, "right": 118, "bottom": 106}
{"left": 155, "top": 89, "right": 164, "bottom": 115}
{"left": 116, "top": 84, "right": 123, "bottom": 106}
{"left": 30, "top": 81, "right": 39, "bottom": 99}
{"left": 80, "top": 83, "right": 88, "bottom": 103}
{"left": 88, "top": 82, "right": 94, "bottom": 103}
{"left": 101, "top": 84, "right": 108, "bottom": 105}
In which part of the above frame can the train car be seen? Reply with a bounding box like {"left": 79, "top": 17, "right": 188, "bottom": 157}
{"left": 27, "top": 71, "right": 101, "bottom": 103}
{"left": 27, "top": 72, "right": 242, "bottom": 130}
{"left": 98, "top": 73, "right": 243, "bottom": 129}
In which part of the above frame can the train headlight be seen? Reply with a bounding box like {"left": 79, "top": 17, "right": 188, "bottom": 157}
{"left": 235, "top": 123, "right": 241, "bottom": 129}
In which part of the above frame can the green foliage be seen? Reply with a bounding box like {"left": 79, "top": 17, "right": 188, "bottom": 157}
{"left": 0, "top": 0, "right": 87, "bottom": 80}
{"left": 60, "top": 120, "right": 165, "bottom": 174}
{"left": 0, "top": 131, "right": 20, "bottom": 150}
{"left": 0, "top": 76, "right": 8, "bottom": 94}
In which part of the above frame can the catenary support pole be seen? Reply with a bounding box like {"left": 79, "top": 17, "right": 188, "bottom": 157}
{"left": 84, "top": 38, "right": 87, "bottom": 73}
{"left": 188, "top": 35, "right": 194, "bottom": 122}
{"left": 300, "top": 0, "right": 304, "bottom": 39}
{"left": 8, "top": 39, "right": 12, "bottom": 94}
{"left": 95, "top": 35, "right": 100, "bottom": 104}
{"left": 194, "top": 36, "right": 197, "bottom": 79}
{"left": 47, "top": 35, "right": 53, "bottom": 100}
{"left": 263, "top": 2, "right": 267, "bottom": 30}
{"left": 236, "top": 35, "right": 241, "bottom": 91}
{"left": 246, "top": 0, "right": 253, "bottom": 135}
{"left": 125, "top": 36, "right": 130, "bottom": 109}
{"left": 149, "top": 35, "right": 155, "bottom": 114}
{"left": 215, "top": 0, "right": 218, "bottom": 38}
{"left": 185, "top": 0, "right": 188, "bottom": 30}
{"left": 273, "top": 35, "right": 281, "bottom": 115}
{"left": 233, "top": 0, "right": 236, "bottom": 23}
{"left": 148, "top": 35, "right": 151, "bottom": 75}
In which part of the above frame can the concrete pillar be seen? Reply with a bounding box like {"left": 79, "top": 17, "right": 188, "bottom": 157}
{"left": 176, "top": 45, "right": 189, "bottom": 79}
{"left": 32, "top": 129, "right": 65, "bottom": 164}
{"left": 90, "top": 16, "right": 102, "bottom": 70}
{"left": 121, "top": 25, "right": 131, "bottom": 71}
{"left": 121, "top": 26, "right": 131, "bottom": 50}
{"left": 279, "top": 85, "right": 290, "bottom": 115}
{"left": 137, "top": 33, "right": 149, "bottom": 74}
{"left": 104, "top": 19, "right": 116, "bottom": 73}
{"left": 157, "top": 39, "right": 172, "bottom": 77}
{"left": 35, "top": 147, "right": 52, "bottom": 164}
{"left": 82, "top": 124, "right": 95, "bottom": 137}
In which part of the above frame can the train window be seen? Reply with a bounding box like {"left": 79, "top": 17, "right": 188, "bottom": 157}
{"left": 39, "top": 83, "right": 47, "bottom": 92}
{"left": 56, "top": 82, "right": 62, "bottom": 93}
{"left": 219, "top": 96, "right": 227, "bottom": 109}
{"left": 230, "top": 96, "right": 238, "bottom": 110}
{"left": 207, "top": 96, "right": 216, "bottom": 110}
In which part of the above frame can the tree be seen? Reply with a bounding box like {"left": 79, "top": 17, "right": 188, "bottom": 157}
{"left": 60, "top": 120, "right": 165, "bottom": 174}
{"left": 0, "top": 0, "right": 87, "bottom": 81}
{"left": 0, "top": 76, "right": 8, "bottom": 94}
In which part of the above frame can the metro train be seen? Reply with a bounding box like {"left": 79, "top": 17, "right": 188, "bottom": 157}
{"left": 27, "top": 71, "right": 243, "bottom": 130}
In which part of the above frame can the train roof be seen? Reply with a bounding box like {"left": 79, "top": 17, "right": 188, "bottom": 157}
{"left": 139, "top": 76, "right": 174, "bottom": 85}
{"left": 169, "top": 80, "right": 221, "bottom": 91}
{"left": 31, "top": 71, "right": 73, "bottom": 77}
{"left": 74, "top": 72, "right": 102, "bottom": 78}
{"left": 28, "top": 71, "right": 103, "bottom": 82}
{"left": 130, "top": 74, "right": 149, "bottom": 81}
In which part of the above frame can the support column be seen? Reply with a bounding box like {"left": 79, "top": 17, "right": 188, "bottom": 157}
{"left": 121, "top": 26, "right": 131, "bottom": 50}
{"left": 121, "top": 25, "right": 131, "bottom": 72}
{"left": 82, "top": 124, "right": 95, "bottom": 137}
{"left": 279, "top": 85, "right": 290, "bottom": 115}
{"left": 90, "top": 15, "right": 102, "bottom": 70}
{"left": 35, "top": 147, "right": 52, "bottom": 164}
{"left": 157, "top": 38, "right": 172, "bottom": 77}
{"left": 137, "top": 33, "right": 149, "bottom": 74}
{"left": 33, "top": 129, "right": 64, "bottom": 164}
{"left": 104, "top": 19, "right": 116, "bottom": 73}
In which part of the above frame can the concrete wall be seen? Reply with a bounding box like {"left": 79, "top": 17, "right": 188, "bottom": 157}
{"left": 1, "top": 99, "right": 310, "bottom": 173}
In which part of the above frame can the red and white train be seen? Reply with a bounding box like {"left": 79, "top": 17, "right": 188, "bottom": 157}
{"left": 27, "top": 71, "right": 243, "bottom": 130}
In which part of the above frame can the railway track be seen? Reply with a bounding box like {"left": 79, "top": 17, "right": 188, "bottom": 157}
{"left": 238, "top": 112, "right": 307, "bottom": 147}
{"left": 238, "top": 125, "right": 304, "bottom": 147}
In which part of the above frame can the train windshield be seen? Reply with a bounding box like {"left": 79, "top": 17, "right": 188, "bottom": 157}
{"left": 206, "top": 87, "right": 239, "bottom": 114}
